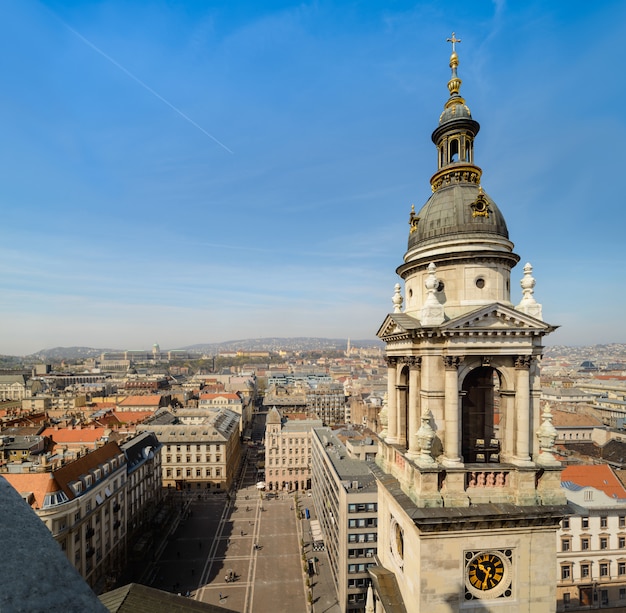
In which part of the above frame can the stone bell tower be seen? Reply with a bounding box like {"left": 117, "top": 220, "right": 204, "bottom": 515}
{"left": 370, "top": 35, "right": 567, "bottom": 613}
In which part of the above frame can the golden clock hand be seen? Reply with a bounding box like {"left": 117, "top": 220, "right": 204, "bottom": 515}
{"left": 481, "top": 566, "right": 492, "bottom": 590}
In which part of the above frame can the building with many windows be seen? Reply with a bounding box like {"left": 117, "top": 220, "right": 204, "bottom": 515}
{"left": 3, "top": 441, "right": 128, "bottom": 592}
{"left": 264, "top": 407, "right": 320, "bottom": 491}
{"left": 310, "top": 426, "right": 378, "bottom": 613}
{"left": 139, "top": 408, "right": 241, "bottom": 492}
{"left": 557, "top": 464, "right": 626, "bottom": 610}
{"left": 120, "top": 431, "right": 162, "bottom": 540}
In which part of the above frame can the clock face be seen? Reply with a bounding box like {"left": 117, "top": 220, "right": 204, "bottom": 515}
{"left": 467, "top": 552, "right": 505, "bottom": 592}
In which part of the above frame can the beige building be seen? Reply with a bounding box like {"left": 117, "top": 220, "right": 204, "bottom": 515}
{"left": 0, "top": 374, "right": 30, "bottom": 400}
{"left": 140, "top": 408, "right": 241, "bottom": 492}
{"left": 264, "top": 407, "right": 321, "bottom": 491}
{"left": 371, "top": 40, "right": 567, "bottom": 612}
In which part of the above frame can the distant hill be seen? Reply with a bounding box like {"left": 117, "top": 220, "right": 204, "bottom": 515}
{"left": 17, "top": 338, "right": 383, "bottom": 361}
{"left": 181, "top": 337, "right": 383, "bottom": 353}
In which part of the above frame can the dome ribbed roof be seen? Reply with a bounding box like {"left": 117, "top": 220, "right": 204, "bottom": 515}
{"left": 409, "top": 184, "right": 509, "bottom": 250}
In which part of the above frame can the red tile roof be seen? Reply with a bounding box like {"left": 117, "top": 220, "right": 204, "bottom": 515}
{"left": 561, "top": 464, "right": 626, "bottom": 500}
{"left": 552, "top": 409, "right": 604, "bottom": 428}
{"left": 3, "top": 472, "right": 61, "bottom": 510}
{"left": 113, "top": 410, "right": 155, "bottom": 424}
{"left": 40, "top": 426, "right": 107, "bottom": 445}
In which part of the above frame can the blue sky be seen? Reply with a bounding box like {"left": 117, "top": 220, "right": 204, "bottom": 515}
{"left": 1, "top": 0, "right": 624, "bottom": 355}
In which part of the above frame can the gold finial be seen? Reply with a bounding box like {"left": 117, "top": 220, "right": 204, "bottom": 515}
{"left": 445, "top": 31, "right": 463, "bottom": 104}
{"left": 447, "top": 32, "right": 461, "bottom": 53}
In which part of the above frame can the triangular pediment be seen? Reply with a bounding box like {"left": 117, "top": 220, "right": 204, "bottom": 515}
{"left": 377, "top": 313, "right": 421, "bottom": 339}
{"left": 443, "top": 302, "right": 557, "bottom": 333}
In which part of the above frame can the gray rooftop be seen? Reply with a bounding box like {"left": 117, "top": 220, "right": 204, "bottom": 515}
{"left": 313, "top": 427, "right": 377, "bottom": 490}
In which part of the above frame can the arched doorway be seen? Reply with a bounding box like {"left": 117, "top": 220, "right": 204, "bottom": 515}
{"left": 462, "top": 366, "right": 501, "bottom": 463}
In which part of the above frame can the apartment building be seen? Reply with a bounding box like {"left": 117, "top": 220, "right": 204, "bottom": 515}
{"left": 120, "top": 431, "right": 162, "bottom": 538}
{"left": 264, "top": 407, "right": 321, "bottom": 491}
{"left": 139, "top": 408, "right": 241, "bottom": 492}
{"left": 310, "top": 426, "right": 378, "bottom": 613}
{"left": 557, "top": 464, "right": 626, "bottom": 610}
{"left": 3, "top": 441, "right": 128, "bottom": 591}
{"left": 307, "top": 385, "right": 347, "bottom": 425}
{"left": 199, "top": 392, "right": 250, "bottom": 432}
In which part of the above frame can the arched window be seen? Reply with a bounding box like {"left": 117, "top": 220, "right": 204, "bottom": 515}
{"left": 462, "top": 367, "right": 501, "bottom": 462}
{"left": 450, "top": 139, "right": 460, "bottom": 163}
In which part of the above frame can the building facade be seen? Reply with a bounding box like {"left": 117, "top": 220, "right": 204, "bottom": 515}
{"left": 371, "top": 39, "right": 567, "bottom": 612}
{"left": 3, "top": 441, "right": 128, "bottom": 591}
{"left": 140, "top": 408, "right": 241, "bottom": 492}
{"left": 557, "top": 464, "right": 626, "bottom": 611}
{"left": 264, "top": 407, "right": 321, "bottom": 491}
{"left": 310, "top": 427, "right": 378, "bottom": 613}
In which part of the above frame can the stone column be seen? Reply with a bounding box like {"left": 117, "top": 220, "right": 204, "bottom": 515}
{"left": 442, "top": 356, "right": 462, "bottom": 466}
{"left": 386, "top": 357, "right": 399, "bottom": 444}
{"left": 406, "top": 357, "right": 421, "bottom": 459}
{"left": 514, "top": 356, "right": 533, "bottom": 465}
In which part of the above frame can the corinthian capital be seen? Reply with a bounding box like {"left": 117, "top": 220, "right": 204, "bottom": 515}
{"left": 442, "top": 356, "right": 462, "bottom": 370}
{"left": 514, "top": 355, "right": 532, "bottom": 369}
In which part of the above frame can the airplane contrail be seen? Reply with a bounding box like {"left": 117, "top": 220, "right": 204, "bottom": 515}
{"left": 60, "top": 20, "right": 233, "bottom": 154}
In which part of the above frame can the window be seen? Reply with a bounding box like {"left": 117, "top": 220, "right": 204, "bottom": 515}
{"left": 581, "top": 517, "right": 589, "bottom": 529}
{"left": 601, "top": 589, "right": 609, "bottom": 605}
{"left": 620, "top": 537, "right": 626, "bottom": 549}
{"left": 561, "top": 565, "right": 571, "bottom": 581}
{"left": 562, "top": 518, "right": 570, "bottom": 529}
{"left": 600, "top": 563, "right": 609, "bottom": 577}
{"left": 581, "top": 538, "right": 590, "bottom": 550}
{"left": 563, "top": 593, "right": 570, "bottom": 606}
{"left": 619, "top": 562, "right": 626, "bottom": 576}
{"left": 600, "top": 537, "right": 608, "bottom": 550}
{"left": 620, "top": 588, "right": 626, "bottom": 600}
{"left": 581, "top": 564, "right": 590, "bottom": 578}
{"left": 561, "top": 539, "right": 571, "bottom": 552}
{"left": 620, "top": 516, "right": 626, "bottom": 528}
{"left": 601, "top": 516, "right": 608, "bottom": 528}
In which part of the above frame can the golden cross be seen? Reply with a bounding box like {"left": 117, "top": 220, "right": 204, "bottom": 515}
{"left": 447, "top": 32, "right": 461, "bottom": 52}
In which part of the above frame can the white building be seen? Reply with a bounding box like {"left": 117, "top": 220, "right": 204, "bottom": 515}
{"left": 557, "top": 464, "right": 626, "bottom": 610}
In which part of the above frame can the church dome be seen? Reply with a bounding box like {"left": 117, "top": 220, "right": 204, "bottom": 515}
{"left": 404, "top": 37, "right": 515, "bottom": 262}
{"left": 408, "top": 184, "right": 509, "bottom": 251}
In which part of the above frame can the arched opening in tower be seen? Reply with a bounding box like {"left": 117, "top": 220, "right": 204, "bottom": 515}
{"left": 461, "top": 367, "right": 501, "bottom": 463}
{"left": 398, "top": 364, "right": 409, "bottom": 450}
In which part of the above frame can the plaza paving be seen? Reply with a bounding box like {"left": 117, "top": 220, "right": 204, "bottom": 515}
{"left": 144, "top": 425, "right": 310, "bottom": 611}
